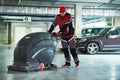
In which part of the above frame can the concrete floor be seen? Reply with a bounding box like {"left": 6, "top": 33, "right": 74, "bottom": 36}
{"left": 1, "top": 45, "right": 120, "bottom": 80}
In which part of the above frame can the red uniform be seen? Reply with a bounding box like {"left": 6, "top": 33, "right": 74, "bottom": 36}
{"left": 48, "top": 12, "right": 74, "bottom": 40}
{"left": 48, "top": 9, "right": 79, "bottom": 67}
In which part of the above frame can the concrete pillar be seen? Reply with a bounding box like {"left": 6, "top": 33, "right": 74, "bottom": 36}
{"left": 74, "top": 4, "right": 82, "bottom": 38}
{"left": 114, "top": 17, "right": 120, "bottom": 26}
{"left": 8, "top": 22, "right": 12, "bottom": 44}
{"left": 106, "top": 17, "right": 114, "bottom": 26}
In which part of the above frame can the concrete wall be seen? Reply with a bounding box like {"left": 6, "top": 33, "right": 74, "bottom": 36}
{"left": 12, "top": 22, "right": 53, "bottom": 44}
{"left": 0, "top": 22, "right": 8, "bottom": 44}
{"left": 106, "top": 17, "right": 120, "bottom": 26}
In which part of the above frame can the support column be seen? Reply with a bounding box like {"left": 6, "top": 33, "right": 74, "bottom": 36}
{"left": 114, "top": 17, "right": 120, "bottom": 26}
{"left": 74, "top": 4, "right": 82, "bottom": 38}
{"left": 8, "top": 22, "right": 12, "bottom": 44}
{"left": 106, "top": 17, "right": 114, "bottom": 26}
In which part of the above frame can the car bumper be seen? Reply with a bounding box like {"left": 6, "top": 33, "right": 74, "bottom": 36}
{"left": 77, "top": 44, "right": 86, "bottom": 52}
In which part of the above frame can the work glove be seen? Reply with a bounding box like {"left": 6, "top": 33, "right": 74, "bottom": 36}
{"left": 52, "top": 32, "right": 60, "bottom": 37}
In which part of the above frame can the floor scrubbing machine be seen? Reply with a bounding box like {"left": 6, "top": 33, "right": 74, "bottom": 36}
{"left": 8, "top": 32, "right": 57, "bottom": 72}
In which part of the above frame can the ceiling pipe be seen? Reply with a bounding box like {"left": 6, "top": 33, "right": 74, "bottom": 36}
{"left": 98, "top": 0, "right": 117, "bottom": 7}
{"left": 24, "top": 0, "right": 120, "bottom": 5}
{"left": 0, "top": 13, "right": 56, "bottom": 17}
{"left": 0, "top": 4, "right": 120, "bottom": 10}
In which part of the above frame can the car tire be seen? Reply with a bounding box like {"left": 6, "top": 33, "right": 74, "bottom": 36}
{"left": 86, "top": 42, "right": 99, "bottom": 54}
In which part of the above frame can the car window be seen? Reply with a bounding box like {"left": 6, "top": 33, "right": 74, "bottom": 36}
{"left": 109, "top": 30, "right": 119, "bottom": 35}
{"left": 117, "top": 28, "right": 120, "bottom": 35}
{"left": 97, "top": 28, "right": 111, "bottom": 36}
{"left": 82, "top": 28, "right": 104, "bottom": 37}
{"left": 109, "top": 27, "right": 120, "bottom": 36}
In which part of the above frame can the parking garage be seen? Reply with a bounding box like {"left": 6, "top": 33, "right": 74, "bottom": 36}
{"left": 0, "top": 0, "right": 120, "bottom": 80}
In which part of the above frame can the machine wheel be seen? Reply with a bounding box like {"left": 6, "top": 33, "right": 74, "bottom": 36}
{"left": 86, "top": 42, "right": 99, "bottom": 54}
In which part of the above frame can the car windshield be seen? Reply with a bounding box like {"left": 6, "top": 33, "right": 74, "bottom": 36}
{"left": 96, "top": 27, "right": 111, "bottom": 36}
{"left": 82, "top": 28, "right": 104, "bottom": 37}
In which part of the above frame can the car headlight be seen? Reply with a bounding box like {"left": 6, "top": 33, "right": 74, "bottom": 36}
{"left": 79, "top": 38, "right": 87, "bottom": 43}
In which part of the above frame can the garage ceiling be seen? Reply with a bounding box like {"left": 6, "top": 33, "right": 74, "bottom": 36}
{"left": 0, "top": 0, "right": 120, "bottom": 23}
{"left": 1, "top": 0, "right": 120, "bottom": 8}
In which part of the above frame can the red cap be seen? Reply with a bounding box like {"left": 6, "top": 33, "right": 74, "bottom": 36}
{"left": 59, "top": 6, "right": 66, "bottom": 13}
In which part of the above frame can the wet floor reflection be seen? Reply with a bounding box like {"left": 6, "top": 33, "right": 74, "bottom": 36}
{"left": 0, "top": 45, "right": 120, "bottom": 80}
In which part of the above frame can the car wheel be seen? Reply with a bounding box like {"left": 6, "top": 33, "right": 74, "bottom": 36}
{"left": 86, "top": 42, "right": 99, "bottom": 54}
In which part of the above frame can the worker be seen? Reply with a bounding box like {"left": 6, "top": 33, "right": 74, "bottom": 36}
{"left": 48, "top": 6, "right": 79, "bottom": 67}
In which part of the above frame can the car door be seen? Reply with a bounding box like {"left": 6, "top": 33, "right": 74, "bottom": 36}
{"left": 100, "top": 27, "right": 120, "bottom": 51}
